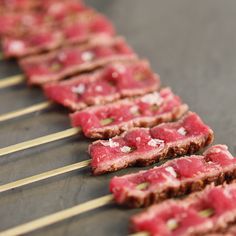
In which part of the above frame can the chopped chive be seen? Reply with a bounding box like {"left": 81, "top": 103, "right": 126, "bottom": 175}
{"left": 136, "top": 182, "right": 149, "bottom": 190}
{"left": 51, "top": 62, "right": 61, "bottom": 72}
{"left": 151, "top": 104, "right": 159, "bottom": 111}
{"left": 199, "top": 208, "right": 214, "bottom": 218}
{"left": 134, "top": 73, "right": 145, "bottom": 81}
{"left": 100, "top": 118, "right": 114, "bottom": 126}
{"left": 166, "top": 219, "right": 179, "bottom": 231}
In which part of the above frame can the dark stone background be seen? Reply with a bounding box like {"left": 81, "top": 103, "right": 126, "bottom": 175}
{"left": 0, "top": 0, "right": 235, "bottom": 235}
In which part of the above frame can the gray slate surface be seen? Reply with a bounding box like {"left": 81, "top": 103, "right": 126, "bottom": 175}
{"left": 0, "top": 0, "right": 235, "bottom": 235}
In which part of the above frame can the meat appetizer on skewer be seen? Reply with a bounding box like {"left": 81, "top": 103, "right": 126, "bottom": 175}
{"left": 2, "top": 9, "right": 115, "bottom": 58}
{"left": 0, "top": 88, "right": 188, "bottom": 157}
{"left": 131, "top": 181, "right": 236, "bottom": 235}
{"left": 90, "top": 112, "right": 213, "bottom": 174}
{"left": 110, "top": 144, "right": 235, "bottom": 208}
{"left": 0, "top": 1, "right": 86, "bottom": 38}
{"left": 2, "top": 145, "right": 235, "bottom": 236}
{"left": 44, "top": 60, "right": 160, "bottom": 110}
{"left": 0, "top": 112, "right": 213, "bottom": 192}
{"left": 20, "top": 35, "right": 137, "bottom": 84}
{"left": 71, "top": 88, "right": 188, "bottom": 138}
{"left": 0, "top": 0, "right": 42, "bottom": 12}
{"left": 0, "top": 1, "right": 233, "bottom": 236}
{"left": 0, "top": 59, "right": 159, "bottom": 122}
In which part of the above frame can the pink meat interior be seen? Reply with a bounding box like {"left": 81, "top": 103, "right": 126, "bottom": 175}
{"left": 131, "top": 180, "right": 236, "bottom": 236}
{"left": 110, "top": 145, "right": 234, "bottom": 205}
{"left": 44, "top": 60, "right": 160, "bottom": 110}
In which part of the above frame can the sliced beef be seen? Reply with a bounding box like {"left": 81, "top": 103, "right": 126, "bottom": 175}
{"left": 20, "top": 35, "right": 137, "bottom": 85}
{"left": 109, "top": 145, "right": 236, "bottom": 208}
{"left": 71, "top": 88, "right": 188, "bottom": 138}
{"left": 131, "top": 182, "right": 236, "bottom": 235}
{"left": 0, "top": 1, "right": 86, "bottom": 37}
{"left": 89, "top": 112, "right": 213, "bottom": 175}
{"left": 2, "top": 9, "right": 115, "bottom": 58}
{"left": 44, "top": 60, "right": 160, "bottom": 110}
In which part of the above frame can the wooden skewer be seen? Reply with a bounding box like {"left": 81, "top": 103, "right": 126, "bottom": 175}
{"left": 129, "top": 233, "right": 149, "bottom": 236}
{"left": 0, "top": 74, "right": 24, "bottom": 89}
{"left": 0, "top": 127, "right": 80, "bottom": 157}
{"left": 0, "top": 160, "right": 90, "bottom": 193}
{"left": 0, "top": 194, "right": 114, "bottom": 236}
{"left": 0, "top": 101, "right": 53, "bottom": 122}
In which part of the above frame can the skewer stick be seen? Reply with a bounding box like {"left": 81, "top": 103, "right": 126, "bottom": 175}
{"left": 0, "top": 74, "right": 24, "bottom": 89}
{"left": 129, "top": 233, "right": 149, "bottom": 236}
{"left": 0, "top": 101, "right": 53, "bottom": 122}
{"left": 0, "top": 194, "right": 114, "bottom": 236}
{"left": 0, "top": 127, "right": 80, "bottom": 157}
{"left": 0, "top": 160, "right": 90, "bottom": 193}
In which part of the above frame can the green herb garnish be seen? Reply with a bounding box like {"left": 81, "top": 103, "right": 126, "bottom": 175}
{"left": 134, "top": 73, "right": 145, "bottom": 81}
{"left": 100, "top": 118, "right": 114, "bottom": 126}
{"left": 151, "top": 104, "right": 159, "bottom": 111}
{"left": 199, "top": 208, "right": 214, "bottom": 218}
{"left": 51, "top": 62, "right": 61, "bottom": 72}
{"left": 136, "top": 182, "right": 149, "bottom": 190}
{"left": 166, "top": 219, "right": 179, "bottom": 231}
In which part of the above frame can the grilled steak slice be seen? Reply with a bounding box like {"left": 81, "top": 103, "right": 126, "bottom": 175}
{"left": 2, "top": 9, "right": 115, "bottom": 58}
{"left": 109, "top": 145, "right": 236, "bottom": 208}
{"left": 89, "top": 112, "right": 212, "bottom": 175}
{"left": 44, "top": 60, "right": 160, "bottom": 110}
{"left": 0, "top": 1, "right": 85, "bottom": 33}
{"left": 20, "top": 35, "right": 137, "bottom": 85}
{"left": 71, "top": 88, "right": 188, "bottom": 138}
{"left": 131, "top": 182, "right": 236, "bottom": 236}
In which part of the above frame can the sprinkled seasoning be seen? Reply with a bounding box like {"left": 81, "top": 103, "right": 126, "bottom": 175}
{"left": 120, "top": 146, "right": 132, "bottom": 153}
{"left": 101, "top": 139, "right": 119, "bottom": 148}
{"left": 95, "top": 85, "right": 103, "bottom": 92}
{"left": 147, "top": 138, "right": 164, "bottom": 147}
{"left": 141, "top": 92, "right": 163, "bottom": 106}
{"left": 136, "top": 137, "right": 141, "bottom": 142}
{"left": 130, "top": 105, "right": 140, "bottom": 115}
{"left": 177, "top": 127, "right": 187, "bottom": 136}
{"left": 81, "top": 51, "right": 94, "bottom": 62}
{"left": 8, "top": 40, "right": 25, "bottom": 53}
{"left": 72, "top": 84, "right": 86, "bottom": 94}
{"left": 165, "top": 166, "right": 177, "bottom": 178}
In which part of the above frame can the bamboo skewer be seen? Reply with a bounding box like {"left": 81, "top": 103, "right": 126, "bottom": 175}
{"left": 0, "top": 127, "right": 80, "bottom": 157}
{"left": 0, "top": 160, "right": 90, "bottom": 193}
{"left": 0, "top": 101, "right": 53, "bottom": 122}
{"left": 129, "top": 233, "right": 148, "bottom": 236}
{"left": 0, "top": 74, "right": 24, "bottom": 89}
{"left": 0, "top": 194, "right": 114, "bottom": 236}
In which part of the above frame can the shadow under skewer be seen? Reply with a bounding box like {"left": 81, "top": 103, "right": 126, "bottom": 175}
{"left": 0, "top": 194, "right": 114, "bottom": 236}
